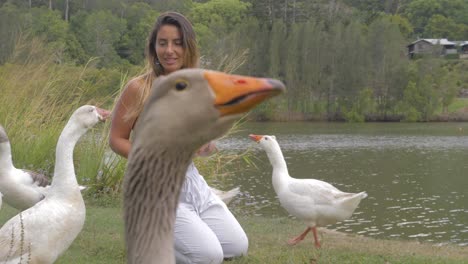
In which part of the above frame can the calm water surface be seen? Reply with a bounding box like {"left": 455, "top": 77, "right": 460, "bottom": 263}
{"left": 210, "top": 122, "right": 468, "bottom": 246}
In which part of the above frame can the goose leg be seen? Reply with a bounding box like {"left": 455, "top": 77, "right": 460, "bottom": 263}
{"left": 287, "top": 227, "right": 312, "bottom": 245}
{"left": 312, "top": 226, "right": 321, "bottom": 248}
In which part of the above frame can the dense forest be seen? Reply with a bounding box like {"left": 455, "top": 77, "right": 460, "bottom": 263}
{"left": 1, "top": 0, "right": 467, "bottom": 121}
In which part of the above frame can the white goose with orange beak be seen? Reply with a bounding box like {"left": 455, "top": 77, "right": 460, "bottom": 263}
{"left": 249, "top": 134, "right": 367, "bottom": 248}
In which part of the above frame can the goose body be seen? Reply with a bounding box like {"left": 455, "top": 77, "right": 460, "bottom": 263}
{"left": 124, "top": 69, "right": 285, "bottom": 264}
{"left": 0, "top": 125, "right": 50, "bottom": 210}
{"left": 249, "top": 134, "right": 367, "bottom": 248}
{"left": 0, "top": 105, "right": 109, "bottom": 263}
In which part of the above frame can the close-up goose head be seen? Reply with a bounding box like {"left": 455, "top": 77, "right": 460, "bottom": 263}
{"left": 134, "top": 69, "right": 285, "bottom": 148}
{"left": 125, "top": 68, "right": 285, "bottom": 263}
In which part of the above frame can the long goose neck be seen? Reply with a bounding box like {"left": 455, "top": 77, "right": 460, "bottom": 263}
{"left": 0, "top": 142, "right": 14, "bottom": 172}
{"left": 124, "top": 144, "right": 193, "bottom": 264}
{"left": 265, "top": 142, "right": 288, "bottom": 174}
{"left": 264, "top": 142, "right": 290, "bottom": 191}
{"left": 51, "top": 120, "right": 85, "bottom": 190}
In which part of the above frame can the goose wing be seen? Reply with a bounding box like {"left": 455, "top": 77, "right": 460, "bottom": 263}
{"left": 287, "top": 178, "right": 350, "bottom": 205}
{"left": 22, "top": 169, "right": 50, "bottom": 187}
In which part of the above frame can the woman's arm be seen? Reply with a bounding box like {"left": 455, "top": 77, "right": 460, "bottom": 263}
{"left": 109, "top": 80, "right": 140, "bottom": 159}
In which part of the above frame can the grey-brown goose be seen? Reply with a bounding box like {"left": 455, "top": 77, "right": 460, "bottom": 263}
{"left": 0, "top": 125, "right": 50, "bottom": 210}
{"left": 124, "top": 69, "right": 285, "bottom": 264}
{"left": 0, "top": 123, "right": 91, "bottom": 211}
{"left": 0, "top": 105, "right": 110, "bottom": 263}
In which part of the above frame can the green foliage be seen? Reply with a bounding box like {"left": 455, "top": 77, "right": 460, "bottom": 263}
{"left": 343, "top": 88, "right": 375, "bottom": 122}
{"left": 445, "top": 54, "right": 460, "bottom": 60}
{"left": 0, "top": 3, "right": 27, "bottom": 64}
{"left": 397, "top": 58, "right": 452, "bottom": 121}
{"left": 403, "top": 0, "right": 468, "bottom": 37}
{"left": 190, "top": 0, "right": 251, "bottom": 61}
{"left": 398, "top": 81, "right": 423, "bottom": 121}
{"left": 0, "top": 37, "right": 123, "bottom": 180}
{"left": 0, "top": 0, "right": 467, "bottom": 124}
{"left": 389, "top": 14, "right": 414, "bottom": 38}
{"left": 119, "top": 3, "right": 159, "bottom": 64}
{"left": 190, "top": 0, "right": 250, "bottom": 34}
{"left": 70, "top": 10, "right": 127, "bottom": 67}
{"left": 425, "top": 14, "right": 465, "bottom": 40}
{"left": 268, "top": 20, "right": 285, "bottom": 78}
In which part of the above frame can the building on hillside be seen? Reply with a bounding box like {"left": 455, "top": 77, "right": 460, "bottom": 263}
{"left": 407, "top": 38, "right": 468, "bottom": 59}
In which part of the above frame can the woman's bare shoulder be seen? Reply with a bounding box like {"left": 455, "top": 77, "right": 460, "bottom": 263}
{"left": 125, "top": 78, "right": 144, "bottom": 94}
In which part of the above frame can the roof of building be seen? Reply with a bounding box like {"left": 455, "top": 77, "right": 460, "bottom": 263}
{"left": 410, "top": 38, "right": 456, "bottom": 46}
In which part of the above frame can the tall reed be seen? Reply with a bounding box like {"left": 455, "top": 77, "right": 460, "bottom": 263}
{"left": 0, "top": 35, "right": 125, "bottom": 189}
{"left": 0, "top": 36, "right": 254, "bottom": 196}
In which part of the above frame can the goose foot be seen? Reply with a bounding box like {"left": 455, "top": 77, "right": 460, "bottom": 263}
{"left": 287, "top": 227, "right": 312, "bottom": 245}
{"left": 312, "top": 227, "right": 321, "bottom": 248}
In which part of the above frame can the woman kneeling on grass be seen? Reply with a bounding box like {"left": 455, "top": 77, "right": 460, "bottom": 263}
{"left": 108, "top": 11, "right": 248, "bottom": 264}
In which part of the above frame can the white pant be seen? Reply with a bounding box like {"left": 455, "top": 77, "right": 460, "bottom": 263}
{"left": 174, "top": 187, "right": 248, "bottom": 264}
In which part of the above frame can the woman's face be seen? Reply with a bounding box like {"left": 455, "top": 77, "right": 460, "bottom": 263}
{"left": 155, "top": 24, "right": 185, "bottom": 74}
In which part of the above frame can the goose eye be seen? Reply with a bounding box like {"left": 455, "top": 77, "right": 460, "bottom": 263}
{"left": 265, "top": 137, "right": 269, "bottom": 140}
{"left": 175, "top": 80, "right": 188, "bottom": 91}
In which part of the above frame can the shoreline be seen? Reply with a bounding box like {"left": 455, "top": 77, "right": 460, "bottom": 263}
{"left": 235, "top": 216, "right": 468, "bottom": 263}
{"left": 250, "top": 109, "right": 468, "bottom": 122}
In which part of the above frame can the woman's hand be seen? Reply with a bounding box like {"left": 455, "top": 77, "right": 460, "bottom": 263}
{"left": 196, "top": 141, "right": 218, "bottom": 157}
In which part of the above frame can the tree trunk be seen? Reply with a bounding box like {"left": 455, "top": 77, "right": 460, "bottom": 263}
{"left": 284, "top": 0, "right": 288, "bottom": 24}
{"left": 292, "top": 0, "right": 296, "bottom": 23}
{"left": 49, "top": 0, "right": 52, "bottom": 10}
{"left": 65, "top": 0, "right": 69, "bottom": 21}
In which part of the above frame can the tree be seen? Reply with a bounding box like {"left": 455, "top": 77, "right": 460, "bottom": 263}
{"left": 118, "top": 2, "right": 159, "bottom": 64}
{"left": 0, "top": 3, "right": 25, "bottom": 64}
{"left": 70, "top": 10, "right": 127, "bottom": 67}
{"left": 389, "top": 14, "right": 413, "bottom": 38}
{"left": 403, "top": 0, "right": 442, "bottom": 35}
{"left": 189, "top": 0, "right": 250, "bottom": 62}
{"left": 425, "top": 14, "right": 463, "bottom": 40}
{"left": 267, "top": 19, "right": 285, "bottom": 79}
{"left": 367, "top": 16, "right": 408, "bottom": 117}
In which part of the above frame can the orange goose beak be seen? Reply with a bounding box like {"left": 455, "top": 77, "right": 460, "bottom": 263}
{"left": 248, "top": 134, "right": 263, "bottom": 142}
{"left": 204, "top": 71, "right": 285, "bottom": 117}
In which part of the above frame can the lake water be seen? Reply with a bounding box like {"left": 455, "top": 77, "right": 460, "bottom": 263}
{"left": 210, "top": 122, "right": 468, "bottom": 247}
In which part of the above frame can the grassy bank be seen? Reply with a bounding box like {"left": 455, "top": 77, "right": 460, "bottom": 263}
{"left": 1, "top": 200, "right": 466, "bottom": 264}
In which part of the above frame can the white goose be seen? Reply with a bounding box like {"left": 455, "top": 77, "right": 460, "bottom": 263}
{"left": 0, "top": 105, "right": 110, "bottom": 263}
{"left": 249, "top": 134, "right": 367, "bottom": 248}
{"left": 0, "top": 125, "right": 50, "bottom": 210}
{"left": 123, "top": 69, "right": 285, "bottom": 264}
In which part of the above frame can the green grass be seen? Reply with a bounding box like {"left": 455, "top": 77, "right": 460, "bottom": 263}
{"left": 447, "top": 98, "right": 468, "bottom": 113}
{"left": 2, "top": 200, "right": 466, "bottom": 264}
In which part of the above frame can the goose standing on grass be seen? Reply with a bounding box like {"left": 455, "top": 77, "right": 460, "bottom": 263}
{"left": 124, "top": 69, "right": 285, "bottom": 264}
{"left": 0, "top": 125, "right": 50, "bottom": 210}
{"left": 0, "top": 105, "right": 110, "bottom": 263}
{"left": 249, "top": 134, "right": 367, "bottom": 248}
